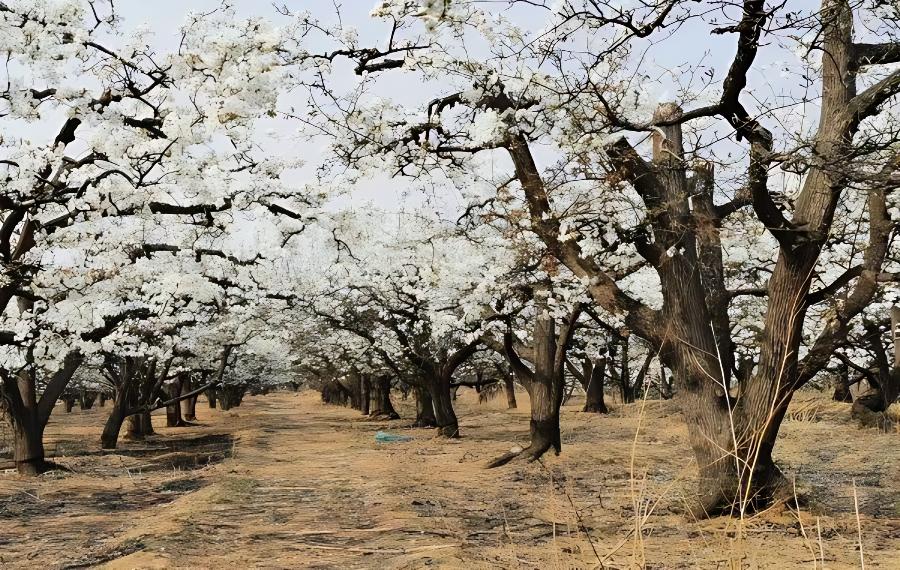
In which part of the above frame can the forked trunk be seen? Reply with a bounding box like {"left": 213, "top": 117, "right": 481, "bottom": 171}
{"left": 79, "top": 390, "right": 96, "bottom": 410}
{"left": 413, "top": 386, "right": 437, "bottom": 428}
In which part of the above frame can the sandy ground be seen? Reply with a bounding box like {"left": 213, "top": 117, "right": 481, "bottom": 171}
{"left": 0, "top": 388, "right": 898, "bottom": 569}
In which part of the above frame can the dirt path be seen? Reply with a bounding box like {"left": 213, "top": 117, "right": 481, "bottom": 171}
{"left": 1, "top": 390, "right": 899, "bottom": 568}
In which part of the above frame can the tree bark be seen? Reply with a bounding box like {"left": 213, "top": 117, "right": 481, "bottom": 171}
{"left": 430, "top": 373, "right": 459, "bottom": 437}
{"left": 11, "top": 412, "right": 46, "bottom": 476}
{"left": 181, "top": 376, "right": 197, "bottom": 421}
{"left": 832, "top": 362, "right": 853, "bottom": 402}
{"left": 206, "top": 388, "right": 217, "bottom": 409}
{"left": 126, "top": 411, "right": 154, "bottom": 440}
{"left": 504, "top": 373, "right": 517, "bottom": 409}
{"left": 583, "top": 357, "right": 608, "bottom": 414}
{"left": 360, "top": 374, "right": 371, "bottom": 415}
{"left": 165, "top": 375, "right": 186, "bottom": 427}
{"left": 413, "top": 386, "right": 437, "bottom": 427}
{"left": 100, "top": 385, "right": 132, "bottom": 450}
{"left": 369, "top": 375, "right": 400, "bottom": 419}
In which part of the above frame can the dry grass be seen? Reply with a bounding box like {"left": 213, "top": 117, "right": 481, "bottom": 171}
{"left": 0, "top": 389, "right": 898, "bottom": 568}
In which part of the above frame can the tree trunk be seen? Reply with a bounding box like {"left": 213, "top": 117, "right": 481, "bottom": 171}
{"left": 181, "top": 376, "right": 197, "bottom": 421}
{"left": 583, "top": 357, "right": 608, "bottom": 413}
{"left": 11, "top": 412, "right": 47, "bottom": 475}
{"left": 369, "top": 376, "right": 400, "bottom": 419}
{"left": 126, "top": 411, "right": 154, "bottom": 440}
{"left": 430, "top": 374, "right": 459, "bottom": 437}
{"left": 832, "top": 362, "right": 852, "bottom": 402}
{"left": 504, "top": 374, "right": 517, "bottom": 409}
{"left": 79, "top": 390, "right": 96, "bottom": 410}
{"left": 100, "top": 387, "right": 132, "bottom": 450}
{"left": 219, "top": 385, "right": 245, "bottom": 410}
{"left": 413, "top": 386, "right": 437, "bottom": 427}
{"left": 360, "top": 374, "right": 371, "bottom": 415}
{"left": 99, "top": 392, "right": 107, "bottom": 407}
{"left": 206, "top": 388, "right": 217, "bottom": 408}
{"left": 166, "top": 375, "right": 186, "bottom": 427}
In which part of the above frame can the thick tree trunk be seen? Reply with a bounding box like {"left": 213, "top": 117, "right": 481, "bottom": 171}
{"left": 11, "top": 412, "right": 47, "bottom": 475}
{"left": 504, "top": 374, "right": 517, "bottom": 409}
{"left": 99, "top": 392, "right": 107, "bottom": 407}
{"left": 413, "top": 386, "right": 437, "bottom": 427}
{"left": 430, "top": 374, "right": 459, "bottom": 437}
{"left": 126, "top": 411, "right": 154, "bottom": 440}
{"left": 583, "top": 357, "right": 608, "bottom": 414}
{"left": 63, "top": 396, "right": 75, "bottom": 413}
{"left": 369, "top": 376, "right": 400, "bottom": 419}
{"left": 206, "top": 388, "right": 217, "bottom": 409}
{"left": 181, "top": 377, "right": 197, "bottom": 421}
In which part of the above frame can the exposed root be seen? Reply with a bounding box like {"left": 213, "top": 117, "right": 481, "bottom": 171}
{"left": 486, "top": 442, "right": 556, "bottom": 469}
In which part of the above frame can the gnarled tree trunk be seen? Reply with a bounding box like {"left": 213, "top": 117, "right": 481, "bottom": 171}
{"left": 369, "top": 375, "right": 400, "bottom": 419}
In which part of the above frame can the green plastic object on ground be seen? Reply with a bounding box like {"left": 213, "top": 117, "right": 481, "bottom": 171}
{"left": 375, "top": 431, "right": 413, "bottom": 443}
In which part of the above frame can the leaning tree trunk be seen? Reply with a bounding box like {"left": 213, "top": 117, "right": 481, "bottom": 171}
{"left": 583, "top": 357, "right": 608, "bottom": 414}
{"left": 412, "top": 386, "right": 437, "bottom": 428}
{"left": 369, "top": 376, "right": 400, "bottom": 419}
{"left": 100, "top": 384, "right": 134, "bottom": 450}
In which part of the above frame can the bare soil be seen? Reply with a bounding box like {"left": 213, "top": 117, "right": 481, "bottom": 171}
{"left": 0, "top": 389, "right": 898, "bottom": 569}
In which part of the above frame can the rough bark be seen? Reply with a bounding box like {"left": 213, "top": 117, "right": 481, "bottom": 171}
{"left": 503, "top": 373, "right": 518, "bottom": 409}
{"left": 413, "top": 386, "right": 437, "bottom": 427}
{"left": 369, "top": 375, "right": 400, "bottom": 419}
{"left": 430, "top": 373, "right": 459, "bottom": 437}
{"left": 165, "top": 375, "right": 187, "bottom": 427}
{"left": 181, "top": 376, "right": 198, "bottom": 421}
{"left": 583, "top": 357, "right": 608, "bottom": 414}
